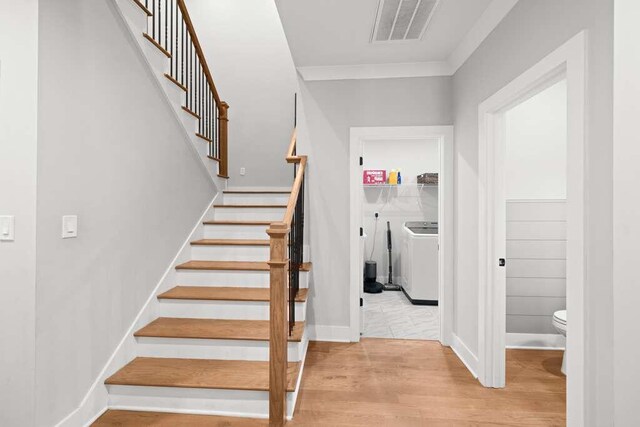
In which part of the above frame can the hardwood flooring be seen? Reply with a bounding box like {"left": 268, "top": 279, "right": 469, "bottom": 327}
{"left": 95, "top": 339, "right": 565, "bottom": 426}
{"left": 289, "top": 339, "right": 566, "bottom": 426}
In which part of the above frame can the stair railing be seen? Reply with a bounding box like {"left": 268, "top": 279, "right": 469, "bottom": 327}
{"left": 139, "top": 0, "right": 229, "bottom": 177}
{"left": 268, "top": 129, "right": 307, "bottom": 426}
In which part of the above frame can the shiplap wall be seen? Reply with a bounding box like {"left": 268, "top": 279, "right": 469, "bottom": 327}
{"left": 506, "top": 200, "right": 567, "bottom": 334}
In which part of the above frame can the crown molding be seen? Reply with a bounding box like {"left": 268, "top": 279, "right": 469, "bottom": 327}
{"left": 296, "top": 0, "right": 519, "bottom": 81}
{"left": 297, "top": 61, "right": 453, "bottom": 81}
{"left": 448, "top": 0, "right": 519, "bottom": 73}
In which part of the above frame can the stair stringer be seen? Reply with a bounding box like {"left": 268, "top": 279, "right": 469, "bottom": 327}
{"left": 110, "top": 0, "right": 226, "bottom": 188}
{"left": 54, "top": 193, "right": 219, "bottom": 427}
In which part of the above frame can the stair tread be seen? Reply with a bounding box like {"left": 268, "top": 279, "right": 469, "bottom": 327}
{"left": 213, "top": 204, "right": 287, "bottom": 208}
{"left": 223, "top": 190, "right": 291, "bottom": 194}
{"left": 176, "top": 260, "right": 312, "bottom": 271}
{"left": 203, "top": 220, "right": 272, "bottom": 226}
{"left": 93, "top": 410, "right": 268, "bottom": 426}
{"left": 135, "top": 318, "right": 304, "bottom": 342}
{"left": 191, "top": 238, "right": 270, "bottom": 246}
{"left": 105, "top": 357, "right": 299, "bottom": 392}
{"left": 158, "top": 286, "right": 309, "bottom": 302}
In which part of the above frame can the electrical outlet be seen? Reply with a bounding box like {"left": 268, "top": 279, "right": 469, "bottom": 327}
{"left": 240, "top": 167, "right": 246, "bottom": 176}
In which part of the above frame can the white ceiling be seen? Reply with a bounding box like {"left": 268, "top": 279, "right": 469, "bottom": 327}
{"left": 275, "top": 0, "right": 519, "bottom": 80}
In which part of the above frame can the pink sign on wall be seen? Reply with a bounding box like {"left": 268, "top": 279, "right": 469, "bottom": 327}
{"left": 363, "top": 170, "right": 386, "bottom": 185}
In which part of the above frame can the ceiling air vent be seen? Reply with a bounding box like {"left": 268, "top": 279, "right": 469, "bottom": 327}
{"left": 371, "top": 0, "right": 440, "bottom": 43}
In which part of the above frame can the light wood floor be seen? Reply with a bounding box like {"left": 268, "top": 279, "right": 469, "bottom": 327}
{"left": 289, "top": 339, "right": 566, "bottom": 426}
{"left": 94, "top": 339, "right": 565, "bottom": 426}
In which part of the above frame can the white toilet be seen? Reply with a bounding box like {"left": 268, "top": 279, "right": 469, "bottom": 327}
{"left": 552, "top": 310, "right": 567, "bottom": 375}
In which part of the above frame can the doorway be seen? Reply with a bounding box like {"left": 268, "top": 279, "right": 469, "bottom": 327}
{"left": 349, "top": 126, "right": 453, "bottom": 346}
{"left": 477, "top": 32, "right": 586, "bottom": 425}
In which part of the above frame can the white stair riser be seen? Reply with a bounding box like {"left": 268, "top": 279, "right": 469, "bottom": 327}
{"left": 222, "top": 194, "right": 291, "bottom": 205}
{"left": 107, "top": 385, "right": 296, "bottom": 418}
{"left": 180, "top": 109, "right": 198, "bottom": 134}
{"left": 191, "top": 245, "right": 269, "bottom": 262}
{"left": 214, "top": 208, "right": 285, "bottom": 221}
{"left": 203, "top": 224, "right": 270, "bottom": 239}
{"left": 176, "top": 270, "right": 309, "bottom": 288}
{"left": 161, "top": 78, "right": 185, "bottom": 110}
{"left": 158, "top": 299, "right": 306, "bottom": 321}
{"left": 135, "top": 337, "right": 304, "bottom": 362}
{"left": 116, "top": 0, "right": 148, "bottom": 36}
{"left": 139, "top": 36, "right": 169, "bottom": 77}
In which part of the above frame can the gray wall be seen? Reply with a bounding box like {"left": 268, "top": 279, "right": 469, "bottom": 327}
{"left": 451, "top": 0, "right": 613, "bottom": 424}
{"left": 297, "top": 76, "right": 453, "bottom": 328}
{"left": 185, "top": 0, "right": 299, "bottom": 187}
{"left": 0, "top": 1, "right": 39, "bottom": 425}
{"left": 506, "top": 200, "right": 567, "bottom": 335}
{"left": 36, "top": 1, "right": 216, "bottom": 425}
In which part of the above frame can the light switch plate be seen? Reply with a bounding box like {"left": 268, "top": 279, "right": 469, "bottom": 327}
{"left": 0, "top": 216, "right": 15, "bottom": 241}
{"left": 62, "top": 215, "right": 78, "bottom": 239}
{"left": 240, "top": 167, "right": 246, "bottom": 176}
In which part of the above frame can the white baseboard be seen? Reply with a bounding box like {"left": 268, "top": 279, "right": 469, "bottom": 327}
{"left": 55, "top": 194, "right": 219, "bottom": 427}
{"left": 451, "top": 333, "right": 479, "bottom": 379}
{"left": 307, "top": 325, "right": 352, "bottom": 342}
{"left": 506, "top": 333, "right": 566, "bottom": 350}
{"left": 287, "top": 337, "right": 310, "bottom": 420}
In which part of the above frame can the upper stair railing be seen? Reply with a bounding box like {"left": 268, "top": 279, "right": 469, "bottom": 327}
{"left": 267, "top": 129, "right": 307, "bottom": 426}
{"left": 138, "top": 0, "right": 229, "bottom": 177}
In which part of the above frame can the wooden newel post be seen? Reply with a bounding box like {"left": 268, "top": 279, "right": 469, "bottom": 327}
{"left": 267, "top": 222, "right": 289, "bottom": 427}
{"left": 218, "top": 101, "right": 229, "bottom": 177}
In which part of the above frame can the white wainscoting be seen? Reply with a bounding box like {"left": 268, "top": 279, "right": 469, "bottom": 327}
{"left": 506, "top": 200, "right": 566, "bottom": 341}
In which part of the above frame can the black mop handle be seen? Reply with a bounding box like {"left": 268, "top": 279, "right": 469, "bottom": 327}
{"left": 387, "top": 221, "right": 392, "bottom": 284}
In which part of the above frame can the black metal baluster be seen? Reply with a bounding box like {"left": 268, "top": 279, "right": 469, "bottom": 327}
{"left": 169, "top": 0, "right": 172, "bottom": 75}
{"left": 151, "top": 0, "right": 156, "bottom": 38}
{"left": 164, "top": 0, "right": 168, "bottom": 51}
{"left": 189, "top": 39, "right": 192, "bottom": 111}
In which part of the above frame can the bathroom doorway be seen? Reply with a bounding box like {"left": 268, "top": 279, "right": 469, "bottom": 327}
{"left": 477, "top": 32, "right": 586, "bottom": 425}
{"left": 503, "top": 78, "right": 568, "bottom": 381}
{"left": 348, "top": 126, "right": 454, "bottom": 346}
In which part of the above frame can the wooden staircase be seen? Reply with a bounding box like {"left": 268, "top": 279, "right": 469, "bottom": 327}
{"left": 95, "top": 189, "right": 311, "bottom": 424}
{"left": 99, "top": 1, "right": 309, "bottom": 423}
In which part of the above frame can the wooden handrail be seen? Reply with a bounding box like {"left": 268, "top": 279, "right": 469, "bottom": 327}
{"left": 145, "top": 0, "right": 229, "bottom": 178}
{"left": 268, "top": 129, "right": 307, "bottom": 426}
{"left": 286, "top": 129, "right": 298, "bottom": 163}
{"left": 176, "top": 0, "right": 222, "bottom": 105}
{"left": 283, "top": 156, "right": 307, "bottom": 226}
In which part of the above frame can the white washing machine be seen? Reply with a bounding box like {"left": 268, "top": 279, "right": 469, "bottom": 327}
{"left": 400, "top": 221, "right": 439, "bottom": 305}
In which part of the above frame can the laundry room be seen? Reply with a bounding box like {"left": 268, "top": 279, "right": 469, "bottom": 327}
{"left": 360, "top": 135, "right": 442, "bottom": 340}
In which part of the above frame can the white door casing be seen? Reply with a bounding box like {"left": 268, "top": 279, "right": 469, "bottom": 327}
{"left": 477, "top": 31, "right": 586, "bottom": 427}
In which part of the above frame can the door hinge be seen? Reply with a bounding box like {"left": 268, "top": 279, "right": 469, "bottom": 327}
{"left": 359, "top": 156, "right": 363, "bottom": 166}
{"left": 359, "top": 227, "right": 363, "bottom": 236}
{"left": 360, "top": 297, "right": 363, "bottom": 307}
{"left": 499, "top": 258, "right": 506, "bottom": 267}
